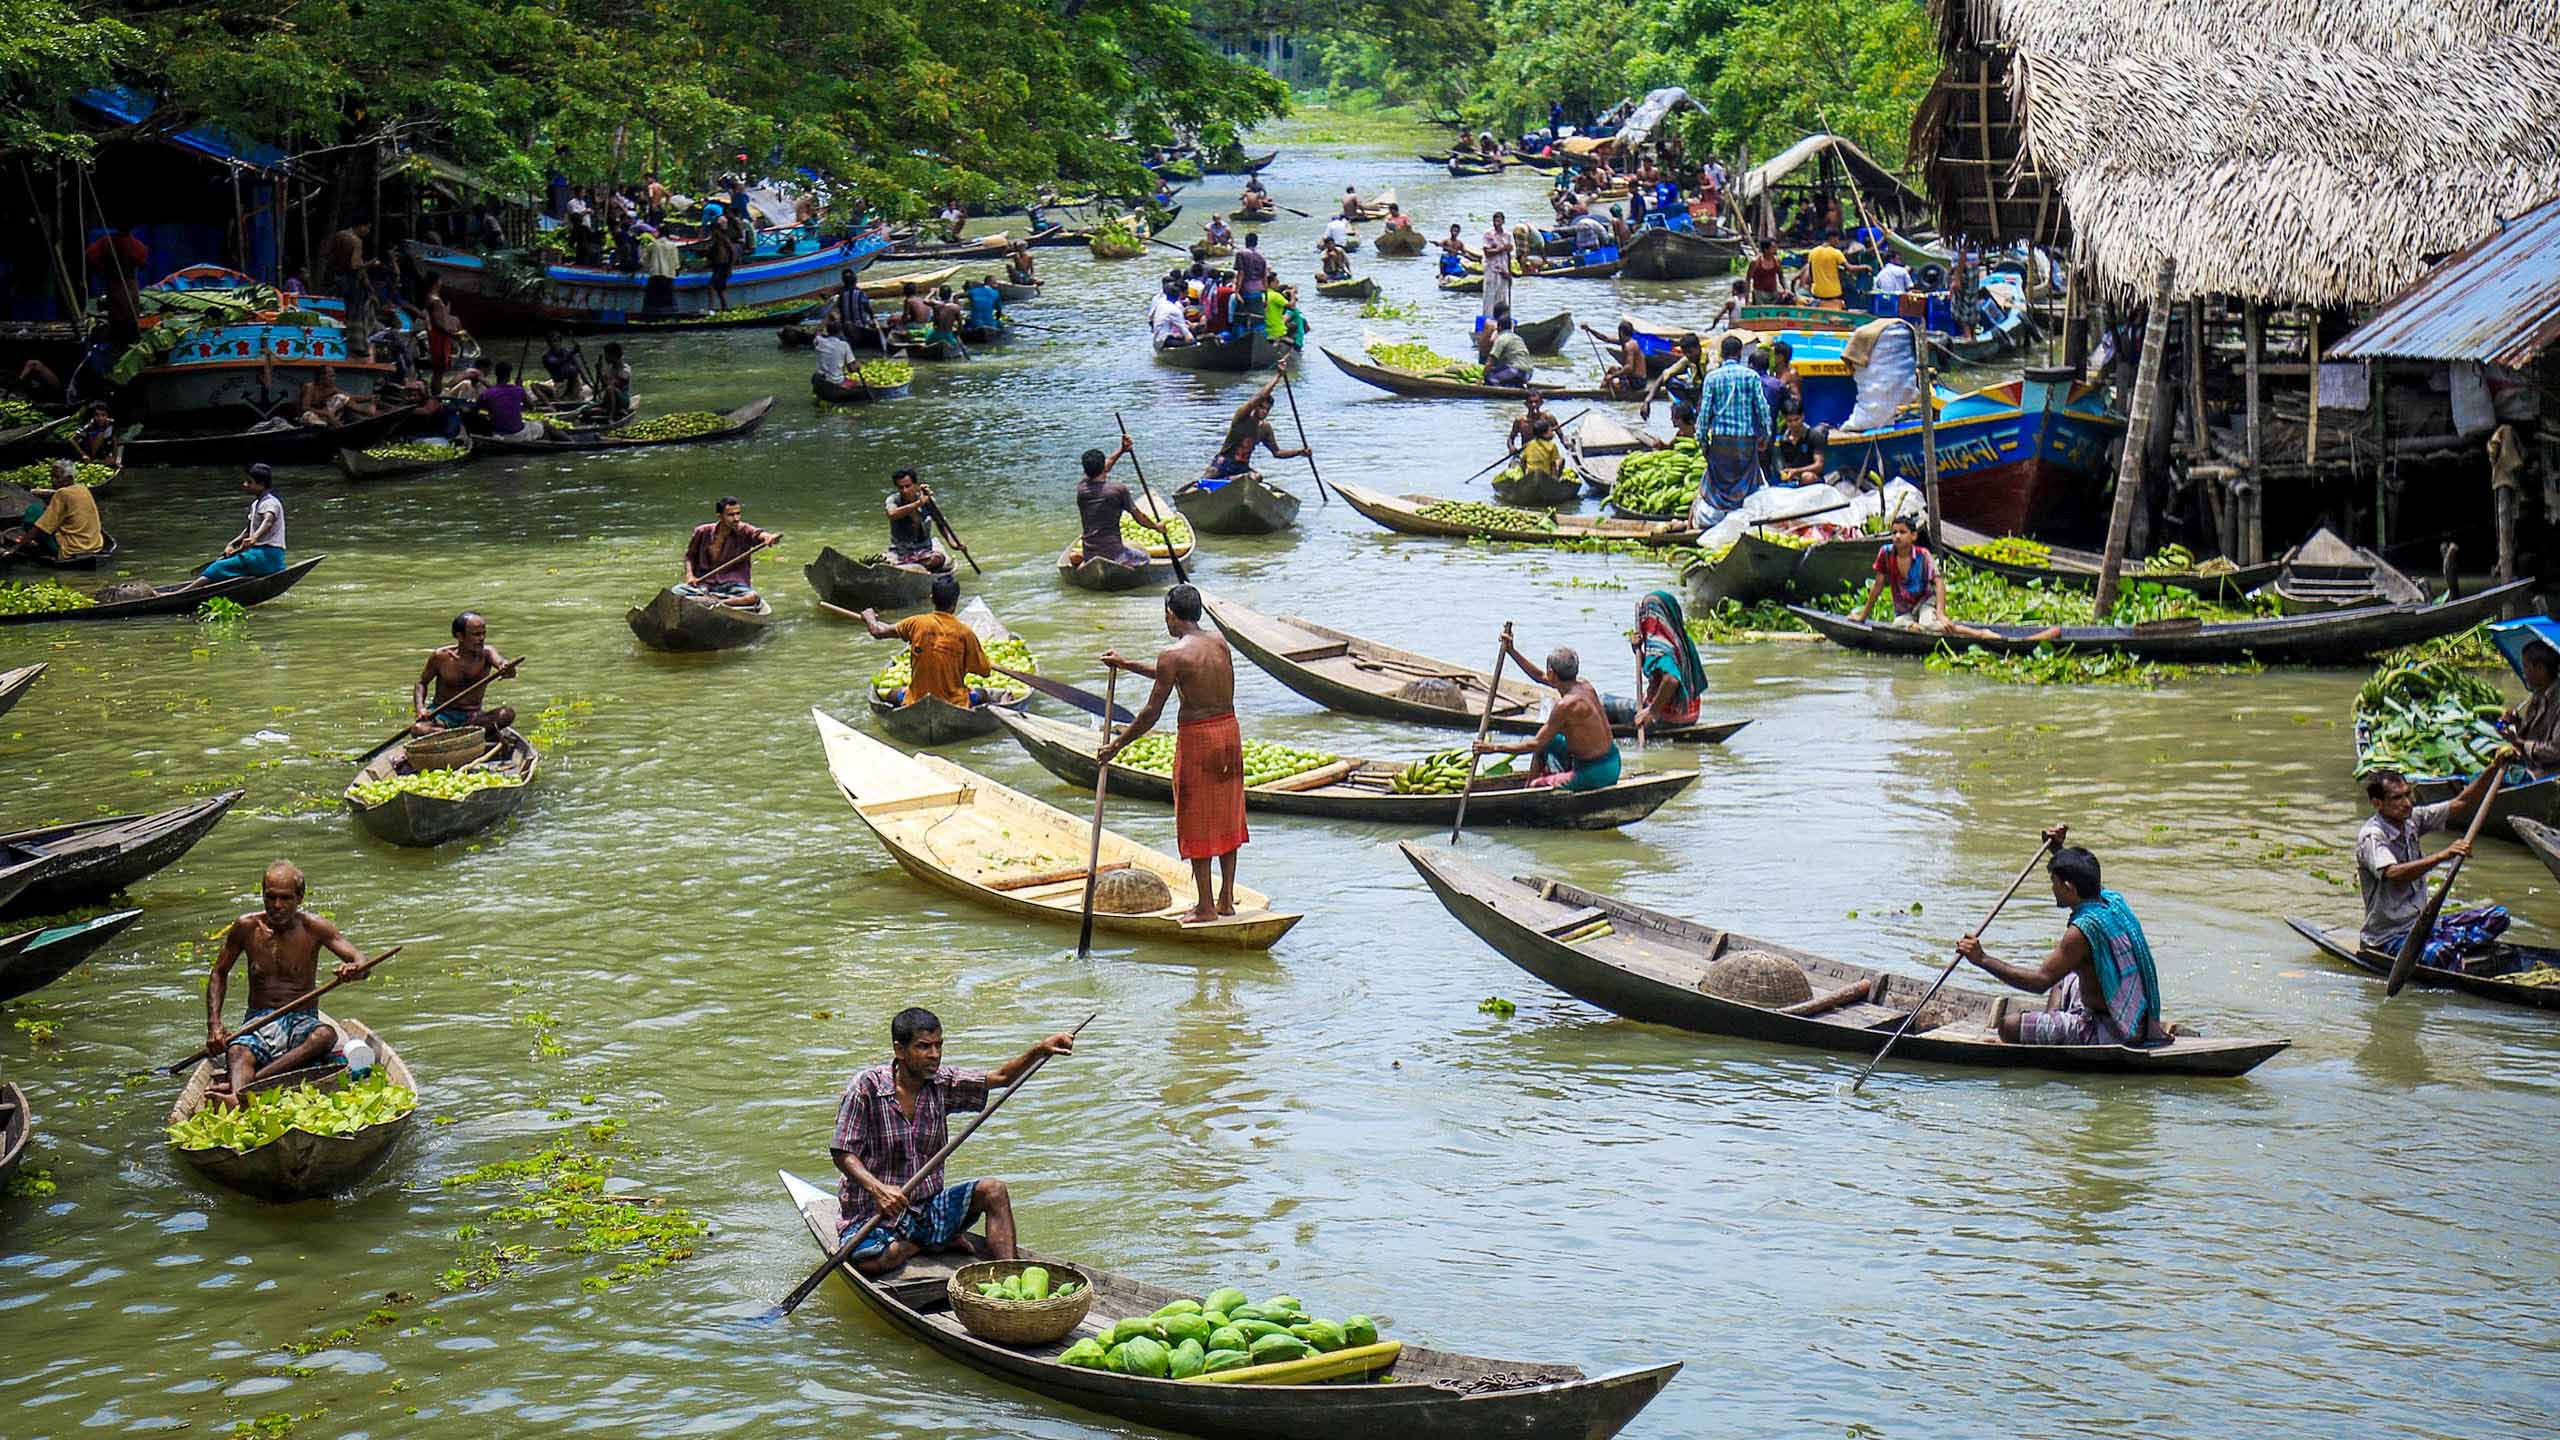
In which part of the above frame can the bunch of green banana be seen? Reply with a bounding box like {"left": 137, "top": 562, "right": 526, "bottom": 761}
{"left": 1390, "top": 748, "right": 1480, "bottom": 795}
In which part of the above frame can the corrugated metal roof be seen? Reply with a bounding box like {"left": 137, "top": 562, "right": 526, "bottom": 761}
{"left": 2330, "top": 192, "right": 2560, "bottom": 367}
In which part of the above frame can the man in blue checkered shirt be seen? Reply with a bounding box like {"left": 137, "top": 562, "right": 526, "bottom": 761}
{"left": 1691, "top": 333, "right": 1770, "bottom": 528}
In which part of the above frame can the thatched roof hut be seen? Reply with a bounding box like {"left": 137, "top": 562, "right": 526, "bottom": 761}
{"left": 1914, "top": 0, "right": 2560, "bottom": 305}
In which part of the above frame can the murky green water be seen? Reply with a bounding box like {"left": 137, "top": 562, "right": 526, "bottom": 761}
{"left": 4, "top": 119, "right": 2556, "bottom": 1439}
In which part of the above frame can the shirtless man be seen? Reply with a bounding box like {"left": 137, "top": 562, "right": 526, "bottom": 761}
{"left": 899, "top": 284, "right": 933, "bottom": 328}
{"left": 412, "top": 611, "right": 521, "bottom": 738}
{"left": 1581, "top": 319, "right": 1648, "bottom": 396}
{"left": 202, "top": 862, "right": 377, "bottom": 1106}
{"left": 1203, "top": 360, "right": 1309, "bottom": 479}
{"left": 1505, "top": 390, "right": 1550, "bottom": 458}
{"left": 1472, "top": 629, "right": 1624, "bottom": 792}
{"left": 1098, "top": 584, "right": 1247, "bottom": 924}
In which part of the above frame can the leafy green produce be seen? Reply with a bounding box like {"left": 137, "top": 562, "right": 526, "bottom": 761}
{"left": 1610, "top": 439, "right": 1702, "bottom": 516}
{"left": 1417, "top": 499, "right": 1554, "bottom": 533}
{"left": 604, "top": 411, "right": 727, "bottom": 442}
{"left": 347, "top": 767, "right": 524, "bottom": 806}
{"left": 1363, "top": 340, "right": 1481, "bottom": 383}
{"left": 0, "top": 580, "right": 96, "bottom": 615}
{"left": 2354, "top": 655, "right": 2509, "bottom": 777}
{"left": 168, "top": 1072, "right": 417, "bottom": 1152}
{"left": 1813, "top": 567, "right": 2262, "bottom": 628}
{"left": 857, "top": 360, "right": 913, "bottom": 388}
{"left": 2, "top": 461, "right": 114, "bottom": 489}
{"left": 873, "top": 634, "right": 1036, "bottom": 700}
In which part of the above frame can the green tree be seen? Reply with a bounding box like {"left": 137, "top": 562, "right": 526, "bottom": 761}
{"left": 0, "top": 0, "right": 140, "bottom": 160}
{"left": 1695, "top": 0, "right": 1934, "bottom": 166}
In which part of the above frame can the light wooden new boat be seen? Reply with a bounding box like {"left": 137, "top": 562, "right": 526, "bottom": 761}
{"left": 0, "top": 663, "right": 43, "bottom": 722}
{"left": 812, "top": 709, "right": 1300, "bottom": 948}
{"left": 168, "top": 1015, "right": 418, "bottom": 1200}
{"left": 1334, "top": 479, "right": 1694, "bottom": 547}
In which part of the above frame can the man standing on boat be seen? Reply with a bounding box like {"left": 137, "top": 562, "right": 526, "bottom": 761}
{"left": 201, "top": 861, "right": 376, "bottom": 1107}
{"left": 199, "top": 464, "right": 289, "bottom": 583}
{"left": 1232, "top": 233, "right": 1271, "bottom": 328}
{"left": 412, "top": 612, "right": 520, "bottom": 739}
{"left": 1203, "top": 359, "right": 1307, "bottom": 481}
{"left": 858, "top": 573, "right": 989, "bottom": 709}
{"left": 1481, "top": 212, "right": 1516, "bottom": 320}
{"left": 1069, "top": 438, "right": 1169, "bottom": 568}
{"left": 1956, "top": 835, "right": 2177, "bottom": 1048}
{"left": 681, "top": 496, "right": 780, "bottom": 608}
{"left": 640, "top": 225, "right": 682, "bottom": 314}
{"left": 882, "top": 468, "right": 952, "bottom": 573}
{"left": 831, "top": 1006, "right": 1074, "bottom": 1274}
{"left": 2355, "top": 768, "right": 2502, "bottom": 956}
{"left": 1098, "top": 584, "right": 1249, "bottom": 925}
{"left": 1471, "top": 632, "right": 1623, "bottom": 792}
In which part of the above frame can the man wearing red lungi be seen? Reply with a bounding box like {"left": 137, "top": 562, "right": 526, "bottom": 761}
{"left": 1098, "top": 584, "right": 1247, "bottom": 924}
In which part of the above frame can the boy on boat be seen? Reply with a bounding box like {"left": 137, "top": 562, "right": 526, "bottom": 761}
{"left": 680, "top": 496, "right": 780, "bottom": 607}
{"left": 411, "top": 611, "right": 520, "bottom": 739}
{"left": 1472, "top": 631, "right": 1622, "bottom": 791}
{"left": 2355, "top": 767, "right": 2503, "bottom": 959}
{"left": 199, "top": 464, "right": 289, "bottom": 582}
{"left": 1203, "top": 360, "right": 1307, "bottom": 482}
{"left": 201, "top": 862, "right": 378, "bottom": 1107}
{"left": 1068, "top": 436, "right": 1169, "bottom": 568}
{"left": 858, "top": 574, "right": 990, "bottom": 710}
{"left": 831, "top": 1007, "right": 1075, "bottom": 1274}
{"left": 1098, "top": 584, "right": 1250, "bottom": 924}
{"left": 881, "top": 468, "right": 952, "bottom": 572}
{"left": 1956, "top": 833, "right": 2178, "bottom": 1047}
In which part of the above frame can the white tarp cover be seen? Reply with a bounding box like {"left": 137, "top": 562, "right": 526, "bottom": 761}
{"left": 1696, "top": 479, "right": 1928, "bottom": 550}
{"left": 1612, "top": 88, "right": 1700, "bottom": 146}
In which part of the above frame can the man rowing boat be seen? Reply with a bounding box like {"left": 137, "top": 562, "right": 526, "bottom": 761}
{"left": 830, "top": 1006, "right": 1074, "bottom": 1274}
{"left": 4, "top": 458, "right": 106, "bottom": 562}
{"left": 199, "top": 464, "right": 289, "bottom": 583}
{"left": 2355, "top": 766, "right": 2503, "bottom": 959}
{"left": 1099, "top": 584, "right": 1248, "bottom": 924}
{"left": 1956, "top": 832, "right": 2177, "bottom": 1047}
{"left": 883, "top": 468, "right": 952, "bottom": 572}
{"left": 1338, "top": 186, "right": 1367, "bottom": 222}
{"left": 1203, "top": 361, "right": 1307, "bottom": 480}
{"left": 202, "top": 862, "right": 377, "bottom": 1107}
{"left": 1069, "top": 437, "right": 1170, "bottom": 568}
{"left": 859, "top": 574, "right": 990, "bottom": 710}
{"left": 412, "top": 612, "right": 520, "bottom": 739}
{"left": 1473, "top": 631, "right": 1623, "bottom": 791}
{"left": 680, "top": 495, "right": 780, "bottom": 607}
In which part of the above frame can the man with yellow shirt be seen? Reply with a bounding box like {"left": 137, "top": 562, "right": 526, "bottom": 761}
{"left": 1802, "top": 230, "right": 1870, "bottom": 310}
{"left": 6, "top": 458, "right": 107, "bottom": 560}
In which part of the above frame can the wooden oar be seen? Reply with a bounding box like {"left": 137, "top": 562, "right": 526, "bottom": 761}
{"left": 2389, "top": 766, "right": 2508, "bottom": 996}
{"left": 1075, "top": 670, "right": 1121, "bottom": 961}
{"left": 1449, "top": 622, "right": 1514, "bottom": 844}
{"left": 1113, "top": 413, "right": 1187, "bottom": 585}
{"left": 1851, "top": 828, "right": 2063, "bottom": 1092}
{"left": 692, "top": 535, "right": 778, "bottom": 588}
{"left": 772, "top": 1011, "right": 1098, "bottom": 1318}
{"left": 163, "top": 946, "right": 403, "bottom": 1074}
{"left": 924, "top": 501, "right": 981, "bottom": 576}
{"left": 1273, "top": 361, "right": 1333, "bottom": 505}
{"left": 991, "top": 666, "right": 1135, "bottom": 725}
{"left": 357, "top": 654, "right": 530, "bottom": 766}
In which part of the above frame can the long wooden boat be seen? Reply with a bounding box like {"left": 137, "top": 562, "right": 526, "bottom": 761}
{"left": 2513, "top": 817, "right": 2560, "bottom": 884}
{"left": 168, "top": 1015, "right": 417, "bottom": 1200}
{"left": 0, "top": 555, "right": 326, "bottom": 627}
{"left": 858, "top": 263, "right": 964, "bottom": 298}
{"left": 1409, "top": 845, "right": 2289, "bottom": 1075}
{"left": 1373, "top": 227, "right": 1428, "bottom": 257}
{"left": 1204, "top": 150, "right": 1280, "bottom": 174}
{"left": 813, "top": 710, "right": 1300, "bottom": 948}
{"left": 1682, "top": 532, "right": 1805, "bottom": 608}
{"left": 627, "top": 587, "right": 775, "bottom": 652}
{"left": 1786, "top": 579, "right": 2534, "bottom": 665}
{"left": 112, "top": 404, "right": 423, "bottom": 468}
{"left": 806, "top": 546, "right": 937, "bottom": 611}
{"left": 407, "top": 231, "right": 891, "bottom": 332}
{"left": 0, "top": 908, "right": 146, "bottom": 1003}
{"left": 0, "top": 663, "right": 42, "bottom": 721}
{"left": 472, "top": 396, "right": 775, "bottom": 455}
{"left": 1321, "top": 347, "right": 1609, "bottom": 402}
{"left": 335, "top": 436, "right": 474, "bottom": 482}
{"left": 0, "top": 790, "right": 242, "bottom": 919}
{"left": 1517, "top": 257, "right": 1625, "bottom": 281}
{"left": 1616, "top": 226, "right": 1743, "bottom": 281}
{"left": 2286, "top": 919, "right": 2560, "bottom": 1012}
{"left": 995, "top": 281, "right": 1042, "bottom": 303}
{"left": 1336, "top": 479, "right": 1694, "bottom": 548}
{"left": 1516, "top": 311, "right": 1573, "bottom": 353}
{"left": 1940, "top": 523, "right": 2278, "bottom": 600}
{"left": 1206, "top": 595, "right": 1748, "bottom": 744}
{"left": 1448, "top": 156, "right": 1505, "bottom": 177}
{"left": 1154, "top": 333, "right": 1284, "bottom": 373}
{"left": 996, "top": 711, "right": 1696, "bottom": 830}
{"left": 1059, "top": 495, "right": 1194, "bottom": 591}
{"left": 345, "top": 730, "right": 540, "bottom": 847}
{"left": 1172, "top": 471, "right": 1299, "bottom": 535}
{"left": 779, "top": 1168, "right": 1675, "bottom": 1439}
{"left": 0, "top": 1082, "right": 25, "bottom": 1192}
{"left": 886, "top": 232, "right": 1014, "bottom": 262}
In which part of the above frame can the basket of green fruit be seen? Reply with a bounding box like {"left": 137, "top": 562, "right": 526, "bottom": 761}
{"left": 949, "top": 1259, "right": 1093, "bottom": 1346}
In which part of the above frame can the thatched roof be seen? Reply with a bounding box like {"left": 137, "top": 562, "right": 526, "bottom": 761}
{"left": 1923, "top": 0, "right": 2560, "bottom": 305}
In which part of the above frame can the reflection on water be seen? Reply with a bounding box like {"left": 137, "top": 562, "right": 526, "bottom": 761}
{"left": 1, "top": 115, "right": 2555, "bottom": 1437}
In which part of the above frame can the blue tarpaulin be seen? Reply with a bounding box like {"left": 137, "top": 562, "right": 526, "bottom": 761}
{"left": 78, "top": 87, "right": 290, "bottom": 174}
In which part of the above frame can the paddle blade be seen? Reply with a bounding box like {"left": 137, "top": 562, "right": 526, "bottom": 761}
{"left": 995, "top": 666, "right": 1133, "bottom": 724}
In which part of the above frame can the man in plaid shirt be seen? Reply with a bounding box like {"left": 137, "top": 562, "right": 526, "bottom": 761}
{"left": 1691, "top": 333, "right": 1771, "bottom": 528}
{"left": 831, "top": 1007, "right": 1076, "bottom": 1274}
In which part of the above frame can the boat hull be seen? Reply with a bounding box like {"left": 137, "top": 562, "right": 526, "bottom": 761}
{"left": 346, "top": 731, "right": 539, "bottom": 847}
{"left": 868, "top": 693, "right": 1024, "bottom": 746}
{"left": 0, "top": 791, "right": 241, "bottom": 919}
{"left": 1173, "top": 473, "right": 1301, "bottom": 535}
{"left": 0, "top": 663, "right": 42, "bottom": 721}
{"left": 1154, "top": 333, "right": 1282, "bottom": 372}
{"left": 1617, "top": 227, "right": 1742, "bottom": 281}
{"left": 407, "top": 232, "right": 890, "bottom": 333}
{"left": 1824, "top": 371, "right": 2124, "bottom": 537}
{"left": 169, "top": 1016, "right": 416, "bottom": 1201}
{"left": 0, "top": 908, "right": 145, "bottom": 1003}
{"left": 805, "top": 547, "right": 937, "bottom": 610}
{"left": 2288, "top": 919, "right": 2560, "bottom": 1011}
{"left": 626, "top": 589, "right": 774, "bottom": 652}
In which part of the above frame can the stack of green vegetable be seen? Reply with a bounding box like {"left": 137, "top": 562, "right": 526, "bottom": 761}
{"left": 1113, "top": 732, "right": 1339, "bottom": 786}
{"left": 2353, "top": 654, "right": 2508, "bottom": 777}
{"left": 1609, "top": 439, "right": 1702, "bottom": 516}
{"left": 1815, "top": 567, "right": 2260, "bottom": 627}
{"left": 1972, "top": 536, "right": 2051, "bottom": 566}
{"left": 858, "top": 360, "right": 914, "bottom": 388}
{"left": 872, "top": 635, "right": 1037, "bottom": 701}
{"left": 2, "top": 461, "right": 114, "bottom": 489}
{"left": 168, "top": 1073, "right": 417, "bottom": 1151}
{"left": 359, "top": 442, "right": 466, "bottom": 464}
{"left": 0, "top": 581, "right": 96, "bottom": 615}
{"left": 1126, "top": 512, "right": 1194, "bottom": 550}
{"left": 0, "top": 398, "right": 46, "bottom": 427}
{"left": 347, "top": 769, "right": 524, "bottom": 806}
{"left": 1056, "top": 1287, "right": 1383, "bottom": 1378}
{"left": 1089, "top": 218, "right": 1146, "bottom": 259}
{"left": 971, "top": 1265, "right": 1084, "bottom": 1302}
{"left": 1391, "top": 748, "right": 1506, "bottom": 794}
{"left": 1417, "top": 500, "right": 1553, "bottom": 533}
{"left": 1364, "top": 340, "right": 1482, "bottom": 383}
{"left": 605, "top": 411, "right": 728, "bottom": 442}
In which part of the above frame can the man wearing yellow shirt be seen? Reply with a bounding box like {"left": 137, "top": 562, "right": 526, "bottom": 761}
{"left": 6, "top": 458, "right": 107, "bottom": 560}
{"left": 1802, "top": 230, "right": 1870, "bottom": 310}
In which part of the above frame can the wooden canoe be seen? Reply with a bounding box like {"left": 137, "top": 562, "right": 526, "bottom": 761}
{"left": 1408, "top": 844, "right": 2292, "bottom": 1075}
{"left": 345, "top": 730, "right": 540, "bottom": 847}
{"left": 2270, "top": 528, "right": 2428, "bottom": 613}
{"left": 1940, "top": 523, "right": 2279, "bottom": 600}
{"left": 1516, "top": 311, "right": 1573, "bottom": 354}
{"left": 2513, "top": 816, "right": 2560, "bottom": 884}
{"left": 1154, "top": 333, "right": 1284, "bottom": 373}
{"left": 1786, "top": 579, "right": 2536, "bottom": 665}
{"left": 0, "top": 532, "right": 118, "bottom": 572}
{"left": 1335, "top": 479, "right": 1695, "bottom": 548}
{"left": 1490, "top": 467, "right": 1583, "bottom": 509}
{"left": 1205, "top": 595, "right": 1748, "bottom": 744}
{"left": 886, "top": 232, "right": 1014, "bottom": 261}
{"left": 335, "top": 436, "right": 475, "bottom": 481}
{"left": 1058, "top": 494, "right": 1194, "bottom": 591}
{"left": 1314, "top": 277, "right": 1377, "bottom": 301}
{"left": 1191, "top": 241, "right": 1236, "bottom": 261}
{"left": 2286, "top": 918, "right": 2560, "bottom": 1012}
{"left": 859, "top": 264, "right": 963, "bottom": 297}
{"left": 118, "top": 405, "right": 423, "bottom": 468}
{"left": 997, "top": 711, "right": 1697, "bottom": 829}
{"left": 0, "top": 662, "right": 42, "bottom": 721}
{"left": 0, "top": 1081, "right": 25, "bottom": 1193}
{"left": 0, "top": 907, "right": 145, "bottom": 1003}
{"left": 473, "top": 396, "right": 775, "bottom": 455}
{"left": 1322, "top": 347, "right": 1609, "bottom": 402}
{"left": 168, "top": 1015, "right": 417, "bottom": 1201}
{"left": 869, "top": 692, "right": 1028, "bottom": 745}
{"left": 1373, "top": 227, "right": 1428, "bottom": 257}
{"left": 0, "top": 790, "right": 241, "bottom": 920}
{"left": 626, "top": 587, "right": 776, "bottom": 651}
{"left": 1172, "top": 471, "right": 1300, "bottom": 535}
{"left": 1683, "top": 533, "right": 1804, "bottom": 609}
{"left": 995, "top": 281, "right": 1041, "bottom": 303}
{"left": 1615, "top": 226, "right": 1743, "bottom": 281}
{"left": 0, "top": 555, "right": 326, "bottom": 627}
{"left": 806, "top": 546, "right": 937, "bottom": 611}
{"left": 779, "top": 1169, "right": 1677, "bottom": 1440}
{"left": 812, "top": 709, "right": 1301, "bottom": 948}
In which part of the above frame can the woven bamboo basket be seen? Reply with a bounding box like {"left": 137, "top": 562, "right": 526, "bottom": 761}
{"left": 404, "top": 727, "right": 490, "bottom": 770}
{"left": 948, "top": 1260, "right": 1094, "bottom": 1346}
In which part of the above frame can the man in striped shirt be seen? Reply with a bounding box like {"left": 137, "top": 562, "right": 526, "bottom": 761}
{"left": 1691, "top": 333, "right": 1771, "bottom": 528}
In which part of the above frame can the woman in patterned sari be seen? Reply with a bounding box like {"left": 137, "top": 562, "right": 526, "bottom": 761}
{"left": 1623, "top": 589, "right": 1708, "bottom": 734}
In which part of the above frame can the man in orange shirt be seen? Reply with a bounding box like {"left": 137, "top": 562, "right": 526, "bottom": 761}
{"left": 859, "top": 573, "right": 992, "bottom": 709}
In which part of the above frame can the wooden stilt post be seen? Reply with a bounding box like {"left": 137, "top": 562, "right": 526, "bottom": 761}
{"left": 2304, "top": 312, "right": 2322, "bottom": 466}
{"left": 2243, "top": 301, "right": 2265, "bottom": 564}
{"left": 2185, "top": 300, "right": 2207, "bottom": 453}
{"left": 2094, "top": 258, "right": 2176, "bottom": 618}
{"left": 1914, "top": 321, "right": 1942, "bottom": 552}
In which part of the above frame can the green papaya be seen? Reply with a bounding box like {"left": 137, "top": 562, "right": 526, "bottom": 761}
{"left": 1203, "top": 1286, "right": 1250, "bottom": 1316}
{"left": 1230, "top": 1319, "right": 1290, "bottom": 1342}
{"left": 1200, "top": 1309, "right": 1230, "bottom": 1328}
{"left": 1020, "top": 1266, "right": 1052, "bottom": 1301}
{"left": 1118, "top": 1335, "right": 1172, "bottom": 1379}
{"left": 1059, "top": 1338, "right": 1108, "bottom": 1369}
{"left": 1152, "top": 1299, "right": 1202, "bottom": 1318}
{"left": 1343, "top": 1315, "right": 1378, "bottom": 1348}
{"left": 1001, "top": 1275, "right": 1028, "bottom": 1300}
{"left": 1167, "top": 1338, "right": 1207, "bottom": 1380}
{"left": 1248, "top": 1333, "right": 1311, "bottom": 1364}
{"left": 1227, "top": 1304, "right": 1281, "bottom": 1324}
{"left": 1207, "top": 1326, "right": 1247, "bottom": 1353}
{"left": 1263, "top": 1295, "right": 1305, "bottom": 1315}
{"left": 1202, "top": 1348, "right": 1250, "bottom": 1374}
{"left": 1102, "top": 1342, "right": 1130, "bottom": 1373}
{"left": 1290, "top": 1320, "right": 1347, "bottom": 1353}
{"left": 1161, "top": 1313, "right": 1213, "bottom": 1347}
{"left": 1108, "top": 1317, "right": 1162, "bottom": 1347}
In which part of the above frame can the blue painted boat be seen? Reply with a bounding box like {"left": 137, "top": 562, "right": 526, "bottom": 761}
{"left": 1798, "top": 360, "right": 2125, "bottom": 537}
{"left": 406, "top": 228, "right": 893, "bottom": 334}
{"left": 128, "top": 267, "right": 398, "bottom": 421}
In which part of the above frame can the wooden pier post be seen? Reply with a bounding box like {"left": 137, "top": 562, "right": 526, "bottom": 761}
{"left": 2243, "top": 301, "right": 2265, "bottom": 564}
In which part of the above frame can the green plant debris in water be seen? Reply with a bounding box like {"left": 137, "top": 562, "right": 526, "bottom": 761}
{"left": 440, "top": 1131, "right": 705, "bottom": 1292}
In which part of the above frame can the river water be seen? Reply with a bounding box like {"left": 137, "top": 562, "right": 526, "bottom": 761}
{"left": 4, "top": 116, "right": 2556, "bottom": 1439}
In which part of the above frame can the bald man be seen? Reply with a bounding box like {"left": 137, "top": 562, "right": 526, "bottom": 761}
{"left": 203, "top": 863, "right": 376, "bottom": 1106}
